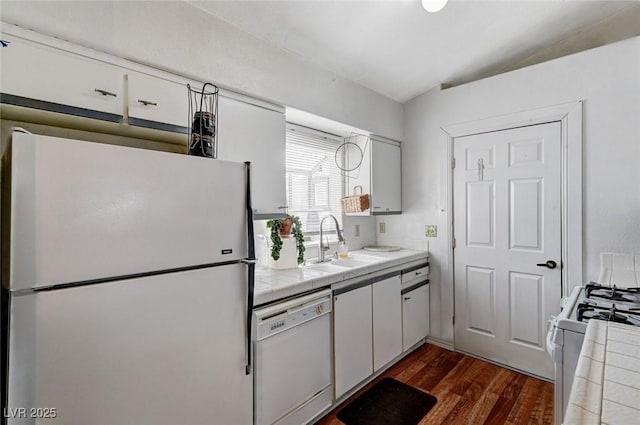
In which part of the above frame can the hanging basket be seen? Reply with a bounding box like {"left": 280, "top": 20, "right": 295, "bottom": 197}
{"left": 341, "top": 185, "right": 370, "bottom": 213}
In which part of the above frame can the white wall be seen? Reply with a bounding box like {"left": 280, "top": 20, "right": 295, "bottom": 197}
{"left": 0, "top": 1, "right": 403, "bottom": 141}
{"left": 378, "top": 36, "right": 640, "bottom": 344}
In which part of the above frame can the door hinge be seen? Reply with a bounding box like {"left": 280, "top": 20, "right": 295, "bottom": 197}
{"left": 451, "top": 158, "right": 456, "bottom": 169}
{"left": 452, "top": 238, "right": 456, "bottom": 249}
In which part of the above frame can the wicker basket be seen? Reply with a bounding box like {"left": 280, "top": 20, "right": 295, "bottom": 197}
{"left": 341, "top": 186, "right": 370, "bottom": 213}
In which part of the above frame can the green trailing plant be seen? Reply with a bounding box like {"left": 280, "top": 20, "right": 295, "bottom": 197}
{"left": 266, "top": 214, "right": 306, "bottom": 265}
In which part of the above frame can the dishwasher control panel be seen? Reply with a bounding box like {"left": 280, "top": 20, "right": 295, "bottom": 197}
{"left": 254, "top": 289, "right": 332, "bottom": 341}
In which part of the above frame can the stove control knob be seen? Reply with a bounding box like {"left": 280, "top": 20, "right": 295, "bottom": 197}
{"left": 316, "top": 305, "right": 324, "bottom": 315}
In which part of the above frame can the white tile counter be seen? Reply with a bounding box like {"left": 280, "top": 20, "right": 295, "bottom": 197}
{"left": 254, "top": 249, "right": 428, "bottom": 305}
{"left": 563, "top": 319, "right": 640, "bottom": 425}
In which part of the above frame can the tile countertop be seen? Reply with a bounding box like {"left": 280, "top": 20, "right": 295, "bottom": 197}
{"left": 254, "top": 249, "right": 429, "bottom": 306}
{"left": 563, "top": 319, "right": 640, "bottom": 425}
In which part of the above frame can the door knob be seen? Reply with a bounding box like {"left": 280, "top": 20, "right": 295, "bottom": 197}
{"left": 536, "top": 260, "right": 557, "bottom": 269}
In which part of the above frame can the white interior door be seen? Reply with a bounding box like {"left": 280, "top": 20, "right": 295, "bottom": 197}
{"left": 453, "top": 122, "right": 562, "bottom": 380}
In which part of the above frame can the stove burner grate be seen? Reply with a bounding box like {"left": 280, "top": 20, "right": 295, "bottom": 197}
{"left": 585, "top": 282, "right": 640, "bottom": 302}
{"left": 576, "top": 302, "right": 640, "bottom": 325}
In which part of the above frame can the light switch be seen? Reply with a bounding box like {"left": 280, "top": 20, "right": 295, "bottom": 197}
{"left": 355, "top": 224, "right": 360, "bottom": 237}
{"left": 379, "top": 222, "right": 386, "bottom": 233}
{"left": 425, "top": 225, "right": 437, "bottom": 237}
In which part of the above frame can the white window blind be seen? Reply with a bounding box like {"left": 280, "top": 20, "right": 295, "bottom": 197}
{"left": 286, "top": 125, "right": 343, "bottom": 233}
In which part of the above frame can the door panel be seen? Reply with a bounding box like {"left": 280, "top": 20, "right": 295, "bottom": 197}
{"left": 454, "top": 122, "right": 561, "bottom": 379}
{"left": 509, "top": 179, "right": 542, "bottom": 250}
{"left": 508, "top": 272, "right": 544, "bottom": 349}
{"left": 465, "top": 266, "right": 496, "bottom": 337}
{"left": 466, "top": 181, "right": 494, "bottom": 247}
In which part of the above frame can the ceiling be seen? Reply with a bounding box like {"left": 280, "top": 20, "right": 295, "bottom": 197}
{"left": 188, "top": 0, "right": 640, "bottom": 103}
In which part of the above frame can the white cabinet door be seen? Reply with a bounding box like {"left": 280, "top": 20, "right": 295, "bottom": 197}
{"left": 333, "top": 284, "right": 373, "bottom": 399}
{"left": 127, "top": 71, "right": 188, "bottom": 129}
{"left": 1, "top": 36, "right": 124, "bottom": 119}
{"left": 372, "top": 274, "right": 402, "bottom": 371}
{"left": 217, "top": 95, "right": 286, "bottom": 217}
{"left": 344, "top": 138, "right": 401, "bottom": 216}
{"left": 402, "top": 283, "right": 430, "bottom": 352}
{"left": 371, "top": 139, "right": 401, "bottom": 214}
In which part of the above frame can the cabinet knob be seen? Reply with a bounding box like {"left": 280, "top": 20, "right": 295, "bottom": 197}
{"left": 94, "top": 88, "right": 117, "bottom": 97}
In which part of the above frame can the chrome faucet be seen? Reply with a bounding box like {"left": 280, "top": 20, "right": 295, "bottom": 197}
{"left": 318, "top": 215, "right": 344, "bottom": 262}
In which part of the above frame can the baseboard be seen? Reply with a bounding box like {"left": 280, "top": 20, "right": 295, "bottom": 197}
{"left": 426, "top": 336, "right": 454, "bottom": 351}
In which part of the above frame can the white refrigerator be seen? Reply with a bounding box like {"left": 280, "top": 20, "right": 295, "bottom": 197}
{"left": 3, "top": 132, "right": 256, "bottom": 425}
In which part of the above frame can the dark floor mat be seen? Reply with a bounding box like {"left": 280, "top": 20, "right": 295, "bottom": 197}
{"left": 336, "top": 377, "right": 437, "bottom": 425}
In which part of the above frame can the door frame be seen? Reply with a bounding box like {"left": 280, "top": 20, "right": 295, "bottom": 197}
{"left": 441, "top": 101, "right": 583, "bottom": 345}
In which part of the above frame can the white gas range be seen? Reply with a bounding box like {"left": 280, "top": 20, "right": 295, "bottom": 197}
{"left": 546, "top": 283, "right": 640, "bottom": 425}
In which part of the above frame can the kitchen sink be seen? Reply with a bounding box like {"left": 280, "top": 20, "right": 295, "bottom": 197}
{"left": 304, "top": 262, "right": 347, "bottom": 273}
{"left": 330, "top": 259, "right": 371, "bottom": 268}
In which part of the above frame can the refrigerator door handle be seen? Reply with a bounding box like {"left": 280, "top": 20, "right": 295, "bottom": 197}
{"left": 245, "top": 162, "right": 256, "bottom": 375}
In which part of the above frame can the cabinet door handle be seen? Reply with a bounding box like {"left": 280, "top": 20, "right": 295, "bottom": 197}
{"left": 415, "top": 271, "right": 422, "bottom": 276}
{"left": 373, "top": 206, "right": 381, "bottom": 209}
{"left": 404, "top": 296, "right": 411, "bottom": 301}
{"left": 94, "top": 88, "right": 117, "bottom": 97}
{"left": 278, "top": 206, "right": 288, "bottom": 210}
{"left": 138, "top": 99, "right": 158, "bottom": 107}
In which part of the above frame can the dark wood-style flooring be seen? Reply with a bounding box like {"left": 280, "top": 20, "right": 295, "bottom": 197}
{"left": 316, "top": 343, "right": 553, "bottom": 425}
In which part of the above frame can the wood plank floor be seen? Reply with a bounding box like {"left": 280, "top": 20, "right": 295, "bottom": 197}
{"left": 315, "top": 343, "right": 553, "bottom": 425}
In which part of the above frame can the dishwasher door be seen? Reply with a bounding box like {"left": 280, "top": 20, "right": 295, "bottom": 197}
{"left": 254, "top": 289, "right": 333, "bottom": 425}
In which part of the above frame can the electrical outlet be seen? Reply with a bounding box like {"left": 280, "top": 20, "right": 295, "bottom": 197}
{"left": 379, "top": 222, "right": 386, "bottom": 234}
{"left": 354, "top": 224, "right": 360, "bottom": 237}
{"left": 425, "top": 225, "right": 437, "bottom": 238}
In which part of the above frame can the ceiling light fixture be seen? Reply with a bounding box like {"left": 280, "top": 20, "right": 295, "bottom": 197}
{"left": 421, "top": 0, "right": 449, "bottom": 13}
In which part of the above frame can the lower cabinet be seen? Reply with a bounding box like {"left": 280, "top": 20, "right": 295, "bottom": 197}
{"left": 372, "top": 274, "right": 403, "bottom": 371}
{"left": 333, "top": 283, "right": 373, "bottom": 399}
{"left": 402, "top": 281, "right": 430, "bottom": 352}
{"left": 333, "top": 273, "right": 403, "bottom": 399}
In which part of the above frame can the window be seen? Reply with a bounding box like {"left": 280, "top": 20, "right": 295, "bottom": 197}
{"left": 286, "top": 124, "right": 343, "bottom": 234}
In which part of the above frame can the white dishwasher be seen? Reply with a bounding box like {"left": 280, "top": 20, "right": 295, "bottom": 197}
{"left": 254, "top": 289, "right": 333, "bottom": 425}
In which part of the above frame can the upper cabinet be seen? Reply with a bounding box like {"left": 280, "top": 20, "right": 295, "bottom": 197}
{"left": 0, "top": 34, "right": 190, "bottom": 132}
{"left": 344, "top": 137, "right": 402, "bottom": 215}
{"left": 126, "top": 71, "right": 189, "bottom": 131}
{"left": 216, "top": 95, "right": 287, "bottom": 218}
{"left": 1, "top": 37, "right": 125, "bottom": 120}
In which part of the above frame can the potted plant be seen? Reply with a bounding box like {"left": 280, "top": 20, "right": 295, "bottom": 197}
{"left": 266, "top": 214, "right": 306, "bottom": 265}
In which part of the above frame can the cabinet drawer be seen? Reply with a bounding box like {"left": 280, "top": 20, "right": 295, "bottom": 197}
{"left": 127, "top": 71, "right": 189, "bottom": 131}
{"left": 1, "top": 37, "right": 124, "bottom": 119}
{"left": 401, "top": 264, "right": 429, "bottom": 285}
